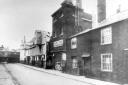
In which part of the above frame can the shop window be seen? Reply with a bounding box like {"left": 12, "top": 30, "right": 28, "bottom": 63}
{"left": 101, "top": 26, "right": 112, "bottom": 45}
{"left": 71, "top": 37, "right": 77, "bottom": 49}
{"left": 101, "top": 53, "right": 113, "bottom": 72}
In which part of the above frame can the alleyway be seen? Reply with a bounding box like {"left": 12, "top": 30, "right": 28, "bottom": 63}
{"left": 3, "top": 63, "right": 93, "bottom": 85}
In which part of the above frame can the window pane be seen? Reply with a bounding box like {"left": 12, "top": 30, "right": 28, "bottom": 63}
{"left": 101, "top": 27, "right": 112, "bottom": 45}
{"left": 101, "top": 53, "right": 112, "bottom": 72}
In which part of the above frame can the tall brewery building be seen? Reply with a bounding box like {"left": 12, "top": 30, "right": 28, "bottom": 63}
{"left": 50, "top": 0, "right": 92, "bottom": 71}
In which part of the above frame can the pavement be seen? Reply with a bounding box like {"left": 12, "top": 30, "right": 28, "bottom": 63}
{"left": 0, "top": 63, "right": 15, "bottom": 85}
{"left": 20, "top": 63, "right": 121, "bottom": 85}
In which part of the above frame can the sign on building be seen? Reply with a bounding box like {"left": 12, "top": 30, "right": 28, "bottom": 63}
{"left": 53, "top": 39, "right": 63, "bottom": 47}
{"left": 62, "top": 53, "right": 66, "bottom": 61}
{"left": 71, "top": 37, "right": 77, "bottom": 49}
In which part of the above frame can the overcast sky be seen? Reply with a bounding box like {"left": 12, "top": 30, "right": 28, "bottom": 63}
{"left": 0, "top": 0, "right": 127, "bottom": 50}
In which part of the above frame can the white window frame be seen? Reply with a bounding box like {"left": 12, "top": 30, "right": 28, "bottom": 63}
{"left": 101, "top": 53, "right": 113, "bottom": 72}
{"left": 101, "top": 26, "right": 112, "bottom": 45}
{"left": 71, "top": 37, "right": 77, "bottom": 49}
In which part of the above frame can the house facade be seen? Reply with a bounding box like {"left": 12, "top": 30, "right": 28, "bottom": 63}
{"left": 66, "top": 30, "right": 91, "bottom": 75}
{"left": 66, "top": 12, "right": 128, "bottom": 84}
{"left": 90, "top": 17, "right": 128, "bottom": 84}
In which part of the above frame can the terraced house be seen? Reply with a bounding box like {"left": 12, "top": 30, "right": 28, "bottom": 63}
{"left": 67, "top": 0, "right": 128, "bottom": 84}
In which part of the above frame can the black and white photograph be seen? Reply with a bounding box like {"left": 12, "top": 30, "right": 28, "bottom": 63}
{"left": 0, "top": 0, "right": 128, "bottom": 85}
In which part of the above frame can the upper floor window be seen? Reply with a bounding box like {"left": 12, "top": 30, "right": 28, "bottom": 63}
{"left": 101, "top": 26, "right": 112, "bottom": 45}
{"left": 71, "top": 37, "right": 77, "bottom": 49}
{"left": 101, "top": 53, "right": 113, "bottom": 72}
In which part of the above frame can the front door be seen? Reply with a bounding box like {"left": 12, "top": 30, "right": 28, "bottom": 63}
{"left": 83, "top": 57, "right": 91, "bottom": 76}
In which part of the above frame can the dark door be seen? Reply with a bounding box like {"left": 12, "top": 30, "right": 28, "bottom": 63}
{"left": 83, "top": 57, "right": 91, "bottom": 76}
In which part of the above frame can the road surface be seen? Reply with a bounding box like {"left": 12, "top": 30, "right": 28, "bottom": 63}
{"left": 5, "top": 63, "right": 93, "bottom": 85}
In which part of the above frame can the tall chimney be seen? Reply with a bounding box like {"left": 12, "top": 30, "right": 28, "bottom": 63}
{"left": 76, "top": 0, "right": 82, "bottom": 8}
{"left": 97, "top": 0, "right": 106, "bottom": 23}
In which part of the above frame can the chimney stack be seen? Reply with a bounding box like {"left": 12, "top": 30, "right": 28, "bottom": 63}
{"left": 76, "top": 0, "right": 82, "bottom": 9}
{"left": 97, "top": 0, "right": 106, "bottom": 23}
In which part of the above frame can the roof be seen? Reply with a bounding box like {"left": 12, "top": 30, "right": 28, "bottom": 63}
{"left": 69, "top": 28, "right": 92, "bottom": 38}
{"left": 97, "top": 10, "right": 128, "bottom": 28}
{"left": 69, "top": 10, "right": 128, "bottom": 38}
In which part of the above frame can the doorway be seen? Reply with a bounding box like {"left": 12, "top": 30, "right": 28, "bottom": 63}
{"left": 82, "top": 57, "right": 91, "bottom": 76}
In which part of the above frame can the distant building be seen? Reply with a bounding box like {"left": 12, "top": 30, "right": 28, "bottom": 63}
{"left": 20, "top": 30, "right": 50, "bottom": 68}
{"left": 0, "top": 45, "right": 20, "bottom": 63}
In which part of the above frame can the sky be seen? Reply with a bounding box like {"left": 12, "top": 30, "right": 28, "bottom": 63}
{"left": 0, "top": 0, "right": 127, "bottom": 50}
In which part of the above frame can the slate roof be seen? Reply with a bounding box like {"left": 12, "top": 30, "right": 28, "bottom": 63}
{"left": 69, "top": 10, "right": 128, "bottom": 38}
{"left": 97, "top": 9, "right": 128, "bottom": 28}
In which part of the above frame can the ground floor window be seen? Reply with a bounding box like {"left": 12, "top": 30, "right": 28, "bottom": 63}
{"left": 72, "top": 58, "right": 78, "bottom": 69}
{"left": 101, "top": 53, "right": 112, "bottom": 72}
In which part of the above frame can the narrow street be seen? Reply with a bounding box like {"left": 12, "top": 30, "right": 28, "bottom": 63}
{"left": 4, "top": 63, "right": 93, "bottom": 85}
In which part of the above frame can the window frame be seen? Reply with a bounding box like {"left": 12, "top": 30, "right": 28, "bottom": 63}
{"left": 101, "top": 53, "right": 113, "bottom": 72}
{"left": 101, "top": 26, "right": 112, "bottom": 45}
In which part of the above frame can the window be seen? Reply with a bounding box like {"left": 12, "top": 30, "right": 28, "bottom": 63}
{"left": 72, "top": 58, "right": 78, "bottom": 69}
{"left": 101, "top": 26, "right": 112, "bottom": 45}
{"left": 60, "top": 27, "right": 63, "bottom": 35}
{"left": 53, "top": 32, "right": 56, "bottom": 38}
{"left": 71, "top": 37, "right": 77, "bottom": 49}
{"left": 101, "top": 53, "right": 112, "bottom": 72}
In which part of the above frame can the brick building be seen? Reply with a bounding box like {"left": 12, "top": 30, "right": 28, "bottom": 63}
{"left": 66, "top": 29, "right": 91, "bottom": 75}
{"left": 50, "top": 0, "right": 92, "bottom": 71}
{"left": 66, "top": 0, "right": 128, "bottom": 84}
